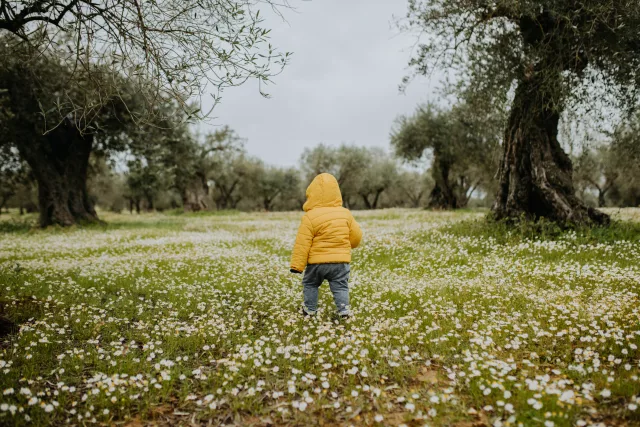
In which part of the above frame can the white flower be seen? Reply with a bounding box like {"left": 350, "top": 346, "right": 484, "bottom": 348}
{"left": 374, "top": 414, "right": 384, "bottom": 422}
{"left": 44, "top": 404, "right": 54, "bottom": 413}
{"left": 600, "top": 389, "right": 611, "bottom": 398}
{"left": 559, "top": 390, "right": 575, "bottom": 402}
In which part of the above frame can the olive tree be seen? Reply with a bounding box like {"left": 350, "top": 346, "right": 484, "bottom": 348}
{"left": 0, "top": 44, "right": 137, "bottom": 226}
{"left": 0, "top": 0, "right": 290, "bottom": 114}
{"left": 253, "top": 165, "right": 301, "bottom": 211}
{"left": 165, "top": 126, "right": 245, "bottom": 212}
{"left": 573, "top": 147, "right": 619, "bottom": 208}
{"left": 300, "top": 144, "right": 370, "bottom": 208}
{"left": 391, "top": 103, "right": 500, "bottom": 209}
{"left": 607, "top": 115, "right": 640, "bottom": 207}
{"left": 0, "top": 0, "right": 289, "bottom": 226}
{"left": 396, "top": 170, "right": 432, "bottom": 208}
{"left": 354, "top": 149, "right": 399, "bottom": 210}
{"left": 0, "top": 145, "right": 26, "bottom": 213}
{"left": 403, "top": 0, "right": 640, "bottom": 224}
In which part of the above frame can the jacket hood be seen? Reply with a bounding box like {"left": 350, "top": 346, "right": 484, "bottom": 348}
{"left": 303, "top": 173, "right": 343, "bottom": 212}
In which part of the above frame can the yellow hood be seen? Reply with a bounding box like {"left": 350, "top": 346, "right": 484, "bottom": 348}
{"left": 303, "top": 173, "right": 343, "bottom": 212}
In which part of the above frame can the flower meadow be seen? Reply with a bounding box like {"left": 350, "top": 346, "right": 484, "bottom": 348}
{"left": 0, "top": 209, "right": 640, "bottom": 426}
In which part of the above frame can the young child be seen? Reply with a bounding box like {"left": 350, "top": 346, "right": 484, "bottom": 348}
{"left": 290, "top": 173, "right": 362, "bottom": 317}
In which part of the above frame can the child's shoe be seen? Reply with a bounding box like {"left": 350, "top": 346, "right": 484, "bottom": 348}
{"left": 301, "top": 307, "right": 314, "bottom": 317}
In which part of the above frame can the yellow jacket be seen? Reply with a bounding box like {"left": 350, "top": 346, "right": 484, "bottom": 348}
{"left": 290, "top": 173, "right": 362, "bottom": 272}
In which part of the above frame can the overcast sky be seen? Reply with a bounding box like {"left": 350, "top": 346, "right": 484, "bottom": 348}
{"left": 200, "top": 0, "right": 440, "bottom": 167}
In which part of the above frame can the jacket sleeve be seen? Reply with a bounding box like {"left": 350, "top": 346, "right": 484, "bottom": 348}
{"left": 349, "top": 215, "right": 362, "bottom": 249}
{"left": 290, "top": 214, "right": 314, "bottom": 272}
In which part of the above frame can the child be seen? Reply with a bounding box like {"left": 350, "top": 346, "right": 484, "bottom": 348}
{"left": 290, "top": 173, "right": 362, "bottom": 318}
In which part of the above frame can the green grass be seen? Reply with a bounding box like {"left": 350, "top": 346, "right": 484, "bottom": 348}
{"left": 0, "top": 208, "right": 639, "bottom": 426}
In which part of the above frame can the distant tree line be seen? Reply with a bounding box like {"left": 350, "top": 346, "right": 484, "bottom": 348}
{"left": 5, "top": 103, "right": 638, "bottom": 216}
{"left": 1, "top": 137, "right": 442, "bottom": 214}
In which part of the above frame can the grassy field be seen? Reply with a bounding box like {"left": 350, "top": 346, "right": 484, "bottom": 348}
{"left": 1, "top": 208, "right": 640, "bottom": 426}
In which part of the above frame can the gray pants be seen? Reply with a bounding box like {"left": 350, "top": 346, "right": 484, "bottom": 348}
{"left": 302, "top": 263, "right": 350, "bottom": 315}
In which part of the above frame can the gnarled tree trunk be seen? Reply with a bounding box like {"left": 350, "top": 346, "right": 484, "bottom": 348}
{"left": 493, "top": 74, "right": 609, "bottom": 226}
{"left": 17, "top": 121, "right": 99, "bottom": 227}
{"left": 597, "top": 190, "right": 606, "bottom": 209}
{"left": 428, "top": 154, "right": 457, "bottom": 210}
{"left": 361, "top": 189, "right": 384, "bottom": 210}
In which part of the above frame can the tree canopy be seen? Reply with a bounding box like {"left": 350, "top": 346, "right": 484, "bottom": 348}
{"left": 0, "top": 0, "right": 290, "bottom": 119}
{"left": 391, "top": 103, "right": 501, "bottom": 209}
{"left": 404, "top": 0, "right": 640, "bottom": 111}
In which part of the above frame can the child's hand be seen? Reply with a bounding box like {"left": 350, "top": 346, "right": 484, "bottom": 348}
{"left": 290, "top": 269, "right": 302, "bottom": 274}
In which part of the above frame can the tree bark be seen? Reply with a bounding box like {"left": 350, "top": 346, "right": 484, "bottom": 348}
{"left": 181, "top": 190, "right": 191, "bottom": 212}
{"left": 145, "top": 194, "right": 154, "bottom": 211}
{"left": 361, "top": 194, "right": 372, "bottom": 210}
{"left": 493, "top": 74, "right": 609, "bottom": 226}
{"left": 230, "top": 196, "right": 241, "bottom": 210}
{"left": 0, "top": 196, "right": 8, "bottom": 214}
{"left": 598, "top": 190, "right": 606, "bottom": 208}
{"left": 428, "top": 154, "right": 457, "bottom": 210}
{"left": 16, "top": 122, "right": 99, "bottom": 227}
{"left": 371, "top": 189, "right": 383, "bottom": 209}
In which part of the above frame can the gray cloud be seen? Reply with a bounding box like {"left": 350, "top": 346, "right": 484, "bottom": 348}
{"left": 201, "top": 0, "right": 439, "bottom": 167}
